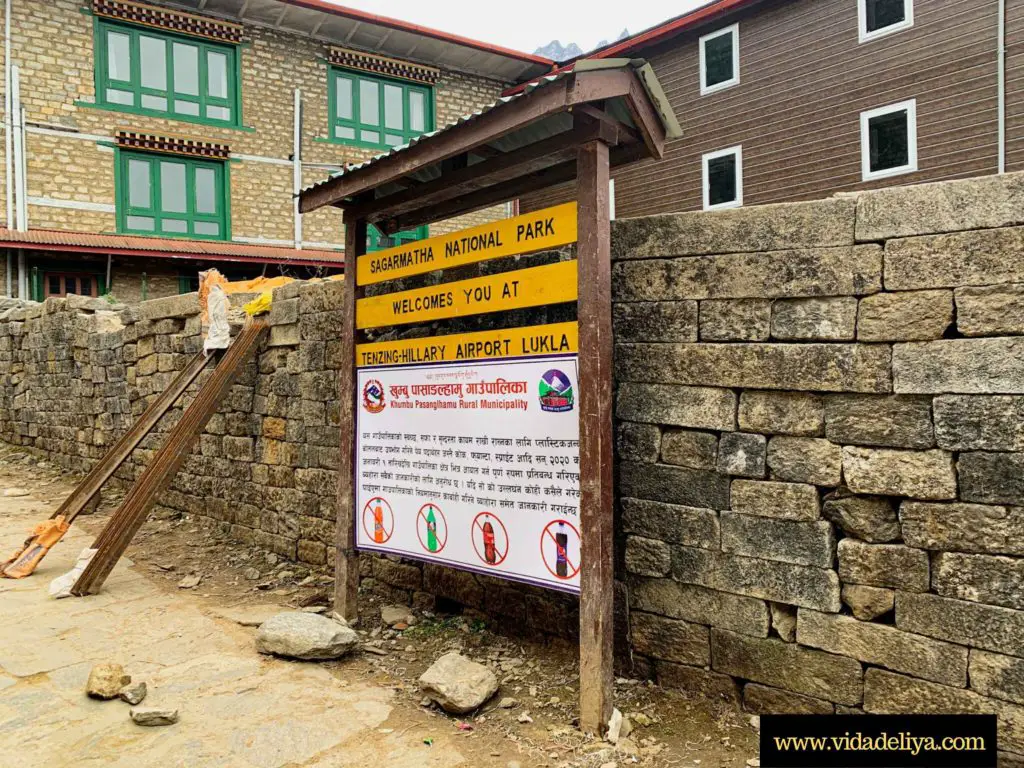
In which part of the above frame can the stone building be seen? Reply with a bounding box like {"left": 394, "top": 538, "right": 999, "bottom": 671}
{"left": 0, "top": 0, "right": 551, "bottom": 302}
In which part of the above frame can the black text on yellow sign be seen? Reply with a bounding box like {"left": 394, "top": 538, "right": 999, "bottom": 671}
{"left": 356, "top": 202, "right": 578, "bottom": 286}
{"left": 356, "top": 260, "right": 578, "bottom": 329}
{"left": 356, "top": 322, "right": 579, "bottom": 368}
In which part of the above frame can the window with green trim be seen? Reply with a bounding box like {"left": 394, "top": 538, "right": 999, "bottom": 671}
{"left": 329, "top": 68, "right": 433, "bottom": 149}
{"left": 116, "top": 150, "right": 230, "bottom": 240}
{"left": 95, "top": 19, "right": 240, "bottom": 126}
{"left": 367, "top": 224, "right": 428, "bottom": 252}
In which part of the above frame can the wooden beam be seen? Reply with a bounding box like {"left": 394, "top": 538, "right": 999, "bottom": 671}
{"left": 625, "top": 77, "right": 668, "bottom": 161}
{"left": 380, "top": 141, "right": 646, "bottom": 233}
{"left": 576, "top": 138, "right": 614, "bottom": 735}
{"left": 299, "top": 68, "right": 640, "bottom": 213}
{"left": 353, "top": 126, "right": 600, "bottom": 224}
{"left": 573, "top": 104, "right": 641, "bottom": 145}
{"left": 334, "top": 213, "right": 367, "bottom": 622}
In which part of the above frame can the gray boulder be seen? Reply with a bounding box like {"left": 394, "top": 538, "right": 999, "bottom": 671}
{"left": 419, "top": 652, "right": 499, "bottom": 714}
{"left": 255, "top": 612, "right": 359, "bottom": 660}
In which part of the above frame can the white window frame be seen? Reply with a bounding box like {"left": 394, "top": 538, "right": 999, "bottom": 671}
{"left": 699, "top": 23, "right": 740, "bottom": 96}
{"left": 702, "top": 145, "right": 743, "bottom": 211}
{"left": 860, "top": 99, "right": 918, "bottom": 182}
{"left": 858, "top": 0, "right": 914, "bottom": 43}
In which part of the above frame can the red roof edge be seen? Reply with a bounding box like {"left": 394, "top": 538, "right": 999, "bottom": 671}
{"left": 282, "top": 0, "right": 555, "bottom": 67}
{"left": 501, "top": 0, "right": 760, "bottom": 96}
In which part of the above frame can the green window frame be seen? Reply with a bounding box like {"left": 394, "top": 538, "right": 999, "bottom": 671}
{"left": 367, "top": 223, "right": 428, "bottom": 252}
{"left": 115, "top": 149, "right": 231, "bottom": 241}
{"left": 94, "top": 18, "right": 241, "bottom": 127}
{"left": 329, "top": 68, "right": 434, "bottom": 150}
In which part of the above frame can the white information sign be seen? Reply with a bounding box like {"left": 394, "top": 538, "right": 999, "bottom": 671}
{"left": 356, "top": 356, "right": 581, "bottom": 593}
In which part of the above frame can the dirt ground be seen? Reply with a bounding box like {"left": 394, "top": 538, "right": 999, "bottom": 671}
{"left": 0, "top": 445, "right": 758, "bottom": 767}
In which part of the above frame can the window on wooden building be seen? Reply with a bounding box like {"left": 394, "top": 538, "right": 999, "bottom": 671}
{"left": 860, "top": 100, "right": 917, "bottom": 181}
{"left": 117, "top": 151, "right": 230, "bottom": 240}
{"left": 330, "top": 69, "right": 434, "bottom": 150}
{"left": 95, "top": 19, "right": 240, "bottom": 126}
{"left": 699, "top": 24, "right": 739, "bottom": 96}
{"left": 702, "top": 146, "right": 743, "bottom": 211}
{"left": 859, "top": 0, "right": 913, "bottom": 42}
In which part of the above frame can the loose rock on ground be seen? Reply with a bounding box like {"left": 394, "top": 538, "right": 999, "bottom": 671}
{"left": 418, "top": 652, "right": 499, "bottom": 714}
{"left": 255, "top": 611, "right": 360, "bottom": 660}
{"left": 86, "top": 663, "right": 131, "bottom": 700}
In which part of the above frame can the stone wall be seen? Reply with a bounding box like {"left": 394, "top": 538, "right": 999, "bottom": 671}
{"left": 612, "top": 171, "right": 1024, "bottom": 762}
{"left": 1, "top": 171, "right": 1024, "bottom": 753}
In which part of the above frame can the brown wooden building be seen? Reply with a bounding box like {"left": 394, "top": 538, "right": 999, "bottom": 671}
{"left": 520, "top": 0, "right": 1018, "bottom": 216}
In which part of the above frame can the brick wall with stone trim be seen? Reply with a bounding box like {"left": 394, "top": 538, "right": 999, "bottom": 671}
{"left": 4, "top": 171, "right": 1024, "bottom": 745}
{"left": 613, "top": 170, "right": 1024, "bottom": 763}
{"left": 1, "top": 0, "right": 508, "bottom": 251}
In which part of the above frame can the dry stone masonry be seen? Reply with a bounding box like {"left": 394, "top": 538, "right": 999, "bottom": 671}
{"left": 614, "top": 171, "right": 1024, "bottom": 763}
{"left": 1, "top": 172, "right": 1024, "bottom": 755}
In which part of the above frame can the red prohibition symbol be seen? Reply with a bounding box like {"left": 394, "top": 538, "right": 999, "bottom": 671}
{"left": 361, "top": 496, "right": 394, "bottom": 544}
{"left": 416, "top": 503, "right": 448, "bottom": 554}
{"left": 540, "top": 519, "right": 581, "bottom": 580}
{"left": 471, "top": 511, "right": 509, "bottom": 567}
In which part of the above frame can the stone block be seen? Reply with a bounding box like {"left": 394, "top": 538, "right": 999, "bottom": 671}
{"left": 613, "top": 300, "right": 698, "bottom": 342}
{"left": 711, "top": 629, "right": 863, "bottom": 705}
{"left": 617, "top": 343, "right": 892, "bottom": 393}
{"left": 932, "top": 552, "right": 1024, "bottom": 611}
{"left": 855, "top": 172, "right": 1024, "bottom": 241}
{"left": 631, "top": 612, "right": 710, "bottom": 666}
{"left": 743, "top": 683, "right": 834, "bottom": 714}
{"left": 670, "top": 545, "right": 718, "bottom": 589}
{"left": 825, "top": 395, "right": 934, "bottom": 449}
{"left": 621, "top": 498, "right": 720, "bottom": 549}
{"left": 712, "top": 551, "right": 842, "bottom": 612}
{"left": 934, "top": 396, "right": 1024, "bottom": 451}
{"left": 842, "top": 447, "right": 956, "bottom": 499}
{"left": 857, "top": 290, "right": 953, "bottom": 341}
{"left": 661, "top": 429, "right": 719, "bottom": 470}
{"left": 884, "top": 227, "right": 1024, "bottom": 290}
{"left": 620, "top": 461, "right": 731, "bottom": 510}
{"left": 625, "top": 536, "right": 671, "bottom": 577}
{"left": 971, "top": 650, "right": 1024, "bottom": 706}
{"left": 731, "top": 480, "right": 820, "bottom": 521}
{"left": 842, "top": 584, "right": 895, "bottom": 621}
{"left": 135, "top": 293, "right": 200, "bottom": 322}
{"left": 630, "top": 578, "right": 769, "bottom": 636}
{"left": 797, "top": 609, "right": 968, "bottom": 686}
{"left": 612, "top": 197, "right": 855, "bottom": 258}
{"left": 654, "top": 661, "right": 741, "bottom": 704}
{"left": 770, "top": 602, "right": 797, "bottom": 641}
{"left": 617, "top": 422, "right": 661, "bottom": 463}
{"left": 616, "top": 384, "right": 736, "bottom": 430}
{"left": 738, "top": 391, "right": 824, "bottom": 436}
{"left": 900, "top": 501, "right": 1024, "bottom": 556}
{"left": 896, "top": 591, "right": 1024, "bottom": 657}
{"left": 822, "top": 494, "right": 899, "bottom": 543}
{"left": 717, "top": 432, "right": 766, "bottom": 478}
{"left": 893, "top": 338, "right": 1024, "bottom": 394}
{"left": 268, "top": 298, "right": 299, "bottom": 327}
{"left": 699, "top": 299, "right": 771, "bottom": 341}
{"left": 613, "top": 245, "right": 881, "bottom": 301}
{"left": 838, "top": 540, "right": 929, "bottom": 591}
{"left": 956, "top": 284, "right": 1024, "bottom": 337}
{"left": 721, "top": 512, "right": 835, "bottom": 568}
{"left": 269, "top": 323, "right": 300, "bottom": 347}
{"left": 959, "top": 453, "right": 1024, "bottom": 506}
{"left": 771, "top": 297, "right": 858, "bottom": 341}
{"left": 767, "top": 437, "right": 843, "bottom": 486}
{"left": 864, "top": 668, "right": 1024, "bottom": 754}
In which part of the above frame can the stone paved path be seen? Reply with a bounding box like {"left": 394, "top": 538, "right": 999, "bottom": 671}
{"left": 0, "top": 495, "right": 468, "bottom": 767}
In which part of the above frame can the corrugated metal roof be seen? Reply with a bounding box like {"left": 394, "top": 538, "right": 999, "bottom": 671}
{"left": 0, "top": 228, "right": 344, "bottom": 267}
{"left": 302, "top": 59, "right": 681, "bottom": 204}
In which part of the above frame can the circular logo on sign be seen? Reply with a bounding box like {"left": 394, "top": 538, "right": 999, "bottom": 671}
{"left": 361, "top": 496, "right": 394, "bottom": 544}
{"left": 539, "top": 369, "right": 574, "bottom": 413}
{"left": 416, "top": 503, "right": 448, "bottom": 555}
{"left": 540, "top": 519, "right": 581, "bottom": 581}
{"left": 362, "top": 379, "right": 386, "bottom": 414}
{"left": 471, "top": 511, "right": 508, "bottom": 567}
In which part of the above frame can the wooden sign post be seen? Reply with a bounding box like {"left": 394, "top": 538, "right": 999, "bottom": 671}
{"left": 297, "top": 61, "right": 676, "bottom": 735}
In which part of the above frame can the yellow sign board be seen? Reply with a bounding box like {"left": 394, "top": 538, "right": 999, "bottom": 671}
{"left": 356, "top": 322, "right": 578, "bottom": 367}
{"left": 356, "top": 202, "right": 578, "bottom": 286}
{"left": 356, "top": 260, "right": 577, "bottom": 329}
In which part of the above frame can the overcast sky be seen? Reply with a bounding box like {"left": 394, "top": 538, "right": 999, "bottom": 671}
{"left": 334, "top": 0, "right": 711, "bottom": 55}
